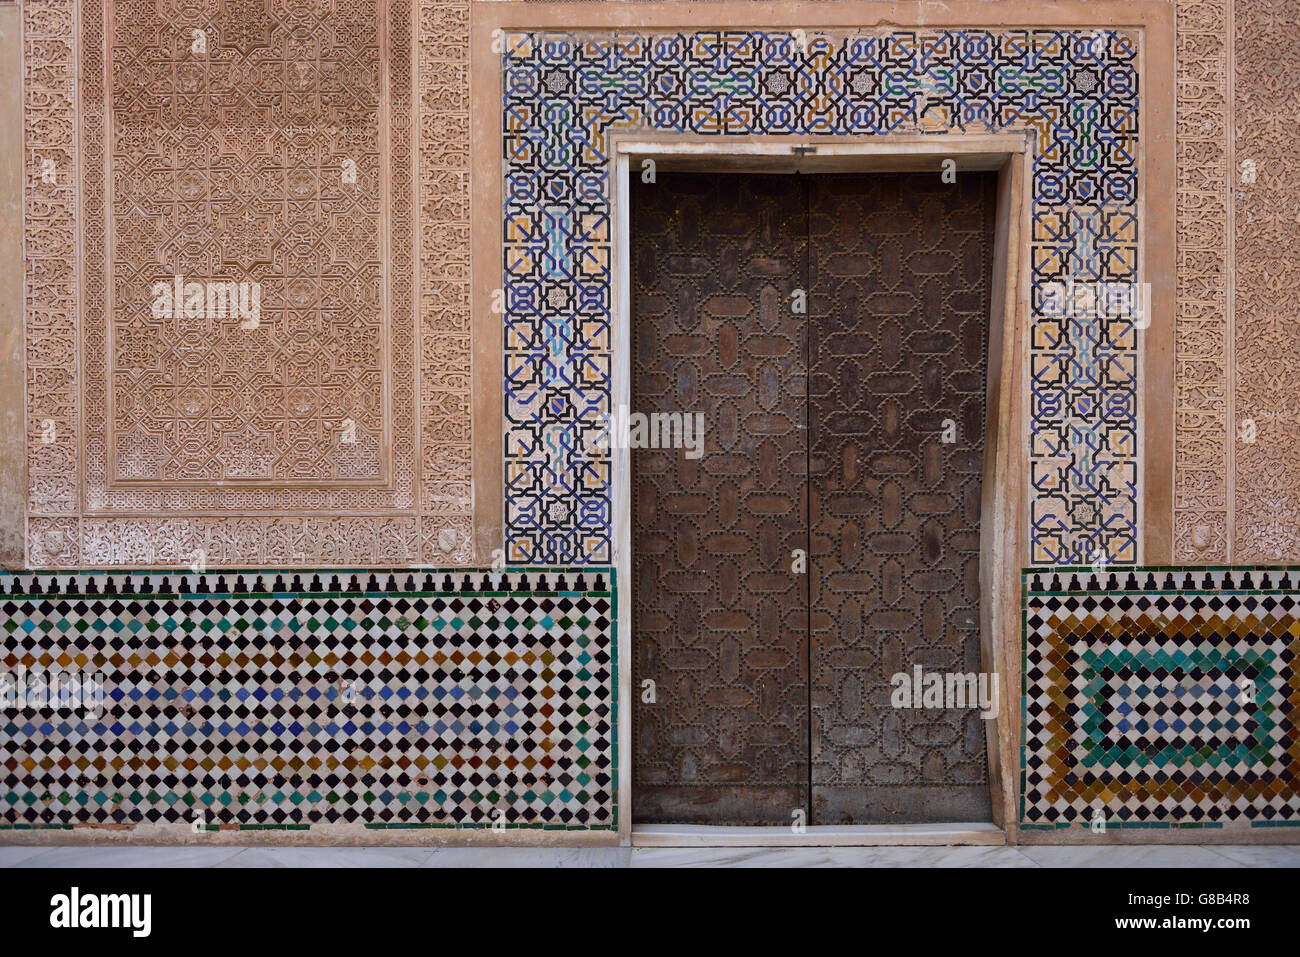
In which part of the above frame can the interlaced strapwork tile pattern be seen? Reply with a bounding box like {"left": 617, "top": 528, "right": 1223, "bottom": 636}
{"left": 502, "top": 30, "right": 1140, "bottom": 565}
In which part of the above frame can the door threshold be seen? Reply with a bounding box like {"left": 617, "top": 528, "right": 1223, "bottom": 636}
{"left": 632, "top": 823, "right": 1005, "bottom": 847}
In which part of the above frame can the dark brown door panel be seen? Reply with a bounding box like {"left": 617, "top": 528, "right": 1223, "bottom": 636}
{"left": 631, "top": 173, "right": 809, "bottom": 825}
{"left": 807, "top": 172, "right": 995, "bottom": 824}
{"left": 632, "top": 170, "right": 996, "bottom": 826}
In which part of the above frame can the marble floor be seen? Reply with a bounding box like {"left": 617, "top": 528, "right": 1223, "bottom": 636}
{"left": 1, "top": 844, "right": 1297, "bottom": 868}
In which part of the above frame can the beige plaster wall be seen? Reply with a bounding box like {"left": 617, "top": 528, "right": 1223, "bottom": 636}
{"left": 17, "top": 0, "right": 482, "bottom": 570}
{"left": 0, "top": 3, "right": 22, "bottom": 569}
{"left": 7, "top": 0, "right": 1290, "bottom": 569}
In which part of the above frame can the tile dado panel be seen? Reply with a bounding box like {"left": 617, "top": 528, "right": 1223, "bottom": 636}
{"left": 21, "top": 0, "right": 474, "bottom": 567}
{"left": 0, "top": 570, "right": 615, "bottom": 830}
{"left": 1022, "top": 567, "right": 1300, "bottom": 830}
{"left": 501, "top": 29, "right": 1141, "bottom": 567}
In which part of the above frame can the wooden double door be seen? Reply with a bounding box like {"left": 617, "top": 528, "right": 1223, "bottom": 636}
{"left": 630, "top": 170, "right": 996, "bottom": 826}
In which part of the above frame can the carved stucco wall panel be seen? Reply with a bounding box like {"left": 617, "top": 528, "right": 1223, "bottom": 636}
{"left": 80, "top": 0, "right": 413, "bottom": 503}
{"left": 1173, "top": 0, "right": 1230, "bottom": 561}
{"left": 21, "top": 0, "right": 475, "bottom": 568}
{"left": 24, "top": 2, "right": 80, "bottom": 524}
{"left": 419, "top": 2, "right": 474, "bottom": 563}
{"left": 1173, "top": 0, "right": 1300, "bottom": 563}
{"left": 1233, "top": 0, "right": 1300, "bottom": 561}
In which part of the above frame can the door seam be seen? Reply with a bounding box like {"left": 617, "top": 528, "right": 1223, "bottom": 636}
{"left": 802, "top": 171, "right": 813, "bottom": 822}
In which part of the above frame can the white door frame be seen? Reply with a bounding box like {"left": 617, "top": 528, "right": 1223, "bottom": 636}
{"left": 610, "top": 134, "right": 1033, "bottom": 847}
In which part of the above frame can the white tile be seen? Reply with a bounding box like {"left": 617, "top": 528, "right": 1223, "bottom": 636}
{"left": 4, "top": 845, "right": 245, "bottom": 868}
{"left": 1206, "top": 845, "right": 1300, "bottom": 867}
{"left": 215, "top": 846, "right": 434, "bottom": 868}
{"left": 834, "top": 846, "right": 1035, "bottom": 868}
{"left": 630, "top": 847, "right": 782, "bottom": 868}
{"left": 630, "top": 845, "right": 1037, "bottom": 868}
{"left": 1018, "top": 844, "right": 1242, "bottom": 868}
{"left": 0, "top": 846, "right": 63, "bottom": 867}
{"left": 422, "top": 847, "right": 630, "bottom": 868}
{"left": 877, "top": 846, "right": 1038, "bottom": 868}
{"left": 2, "top": 842, "right": 1284, "bottom": 868}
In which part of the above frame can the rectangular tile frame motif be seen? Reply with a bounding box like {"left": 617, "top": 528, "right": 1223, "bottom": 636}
{"left": 0, "top": 570, "right": 615, "bottom": 830}
{"left": 501, "top": 30, "right": 1140, "bottom": 566}
{"left": 1022, "top": 567, "right": 1300, "bottom": 828}
{"left": 22, "top": 0, "right": 475, "bottom": 567}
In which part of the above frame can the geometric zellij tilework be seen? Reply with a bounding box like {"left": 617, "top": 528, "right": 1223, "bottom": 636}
{"left": 503, "top": 30, "right": 1140, "bottom": 566}
{"left": 1022, "top": 568, "right": 1300, "bottom": 829}
{"left": 0, "top": 571, "right": 615, "bottom": 831}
